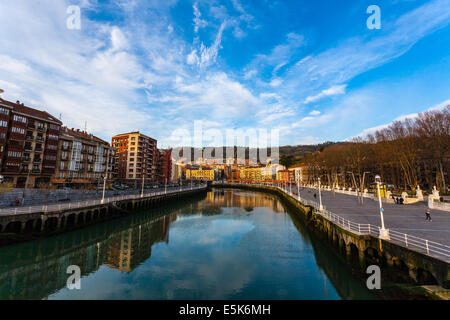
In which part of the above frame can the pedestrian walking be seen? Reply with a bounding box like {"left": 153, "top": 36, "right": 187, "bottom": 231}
{"left": 425, "top": 209, "right": 432, "bottom": 221}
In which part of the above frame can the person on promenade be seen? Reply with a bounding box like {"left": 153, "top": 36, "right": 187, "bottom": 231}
{"left": 425, "top": 209, "right": 432, "bottom": 221}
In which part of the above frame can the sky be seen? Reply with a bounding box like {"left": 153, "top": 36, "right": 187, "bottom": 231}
{"left": 0, "top": 0, "right": 449, "bottom": 148}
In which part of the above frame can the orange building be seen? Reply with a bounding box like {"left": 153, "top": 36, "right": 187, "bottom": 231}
{"left": 276, "top": 170, "right": 290, "bottom": 182}
{"left": 112, "top": 132, "right": 157, "bottom": 182}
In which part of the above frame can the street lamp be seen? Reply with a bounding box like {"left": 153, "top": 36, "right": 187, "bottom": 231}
{"left": 375, "top": 175, "right": 389, "bottom": 239}
{"left": 318, "top": 177, "right": 323, "bottom": 211}
{"left": 101, "top": 175, "right": 107, "bottom": 204}
{"left": 141, "top": 175, "right": 145, "bottom": 198}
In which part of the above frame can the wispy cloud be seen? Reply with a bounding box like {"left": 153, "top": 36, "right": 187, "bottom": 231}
{"left": 193, "top": 2, "right": 208, "bottom": 33}
{"left": 304, "top": 85, "right": 347, "bottom": 104}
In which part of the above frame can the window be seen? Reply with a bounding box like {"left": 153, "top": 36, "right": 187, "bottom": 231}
{"left": 11, "top": 127, "right": 25, "bottom": 134}
{"left": 6, "top": 162, "right": 20, "bottom": 167}
{"left": 13, "top": 115, "right": 27, "bottom": 123}
{"left": 0, "top": 108, "right": 9, "bottom": 115}
{"left": 48, "top": 134, "right": 59, "bottom": 140}
{"left": 0, "top": 120, "right": 7, "bottom": 127}
{"left": 47, "top": 144, "right": 58, "bottom": 150}
{"left": 49, "top": 124, "right": 60, "bottom": 131}
{"left": 7, "top": 151, "right": 21, "bottom": 157}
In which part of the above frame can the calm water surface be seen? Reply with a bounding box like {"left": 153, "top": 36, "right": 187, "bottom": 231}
{"left": 0, "top": 189, "right": 377, "bottom": 300}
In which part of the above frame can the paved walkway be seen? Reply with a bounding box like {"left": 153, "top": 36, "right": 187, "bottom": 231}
{"left": 290, "top": 186, "right": 450, "bottom": 245}
{"left": 0, "top": 185, "right": 207, "bottom": 217}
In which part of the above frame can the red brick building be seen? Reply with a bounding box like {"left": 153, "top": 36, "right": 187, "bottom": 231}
{"left": 0, "top": 98, "right": 62, "bottom": 187}
{"left": 156, "top": 149, "right": 172, "bottom": 183}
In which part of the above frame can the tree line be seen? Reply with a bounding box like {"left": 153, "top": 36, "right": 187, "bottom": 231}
{"left": 298, "top": 105, "right": 450, "bottom": 195}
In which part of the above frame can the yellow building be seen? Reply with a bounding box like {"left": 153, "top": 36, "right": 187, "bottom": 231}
{"left": 186, "top": 168, "right": 215, "bottom": 181}
{"left": 240, "top": 167, "right": 263, "bottom": 182}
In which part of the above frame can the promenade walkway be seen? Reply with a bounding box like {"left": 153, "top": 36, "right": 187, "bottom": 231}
{"left": 294, "top": 186, "right": 450, "bottom": 245}
{"left": 218, "top": 182, "right": 450, "bottom": 263}
{"left": 0, "top": 184, "right": 207, "bottom": 217}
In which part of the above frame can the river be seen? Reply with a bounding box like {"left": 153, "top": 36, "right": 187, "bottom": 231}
{"left": 0, "top": 188, "right": 377, "bottom": 300}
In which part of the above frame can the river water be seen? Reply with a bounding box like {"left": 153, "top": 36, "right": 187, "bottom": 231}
{"left": 0, "top": 188, "right": 377, "bottom": 300}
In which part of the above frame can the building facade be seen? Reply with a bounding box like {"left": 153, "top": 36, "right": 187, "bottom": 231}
{"left": 276, "top": 170, "right": 290, "bottom": 182}
{"left": 112, "top": 132, "right": 157, "bottom": 182}
{"left": 53, "top": 127, "right": 112, "bottom": 188}
{"left": 186, "top": 168, "right": 215, "bottom": 181}
{"left": 0, "top": 98, "right": 62, "bottom": 188}
{"left": 288, "top": 164, "right": 308, "bottom": 184}
{"left": 240, "top": 167, "right": 263, "bottom": 182}
{"left": 156, "top": 149, "right": 172, "bottom": 184}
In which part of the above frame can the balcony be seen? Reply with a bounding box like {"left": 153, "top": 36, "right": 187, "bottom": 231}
{"left": 36, "top": 136, "right": 44, "bottom": 141}
{"left": 34, "top": 147, "right": 43, "bottom": 153}
{"left": 22, "top": 157, "right": 31, "bottom": 163}
{"left": 24, "top": 145, "right": 33, "bottom": 152}
{"left": 37, "top": 126, "right": 45, "bottom": 132}
{"left": 25, "top": 135, "right": 34, "bottom": 141}
{"left": 27, "top": 123, "right": 35, "bottom": 129}
{"left": 33, "top": 158, "right": 42, "bottom": 163}
{"left": 32, "top": 169, "right": 41, "bottom": 174}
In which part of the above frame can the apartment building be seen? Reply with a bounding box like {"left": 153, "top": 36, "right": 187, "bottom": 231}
{"left": 186, "top": 168, "right": 215, "bottom": 181}
{"left": 276, "top": 170, "right": 290, "bottom": 182}
{"left": 156, "top": 149, "right": 172, "bottom": 183}
{"left": 112, "top": 132, "right": 157, "bottom": 182}
{"left": 0, "top": 98, "right": 62, "bottom": 188}
{"left": 288, "top": 164, "right": 308, "bottom": 184}
{"left": 240, "top": 167, "right": 263, "bottom": 182}
{"left": 53, "top": 127, "right": 112, "bottom": 187}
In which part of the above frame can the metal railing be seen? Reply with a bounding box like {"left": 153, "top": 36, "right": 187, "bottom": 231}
{"left": 221, "top": 182, "right": 450, "bottom": 263}
{"left": 0, "top": 184, "right": 208, "bottom": 217}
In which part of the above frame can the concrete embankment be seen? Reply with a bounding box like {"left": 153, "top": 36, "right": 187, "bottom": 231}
{"left": 214, "top": 183, "right": 450, "bottom": 300}
{"left": 0, "top": 187, "right": 207, "bottom": 246}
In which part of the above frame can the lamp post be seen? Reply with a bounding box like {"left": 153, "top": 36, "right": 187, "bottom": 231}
{"left": 318, "top": 177, "right": 323, "bottom": 211}
{"left": 375, "top": 175, "right": 389, "bottom": 239}
{"left": 101, "top": 175, "right": 107, "bottom": 204}
{"left": 141, "top": 175, "right": 145, "bottom": 198}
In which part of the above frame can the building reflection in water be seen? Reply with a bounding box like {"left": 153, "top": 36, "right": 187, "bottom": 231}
{"left": 200, "top": 188, "right": 285, "bottom": 214}
{"left": 0, "top": 205, "right": 179, "bottom": 299}
{"left": 0, "top": 190, "right": 376, "bottom": 300}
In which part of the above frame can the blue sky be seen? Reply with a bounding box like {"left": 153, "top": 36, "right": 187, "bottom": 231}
{"left": 0, "top": 0, "right": 449, "bottom": 147}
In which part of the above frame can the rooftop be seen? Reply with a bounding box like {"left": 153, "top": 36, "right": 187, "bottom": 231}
{"left": 0, "top": 97, "right": 62, "bottom": 125}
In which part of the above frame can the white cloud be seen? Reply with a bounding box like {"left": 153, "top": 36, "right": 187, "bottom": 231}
{"left": 304, "top": 84, "right": 347, "bottom": 104}
{"left": 309, "top": 110, "right": 321, "bottom": 116}
{"left": 349, "top": 99, "right": 450, "bottom": 139}
{"left": 193, "top": 2, "right": 208, "bottom": 33}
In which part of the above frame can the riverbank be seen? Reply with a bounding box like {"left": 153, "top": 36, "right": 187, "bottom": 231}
{"left": 213, "top": 183, "right": 450, "bottom": 300}
{"left": 0, "top": 186, "right": 207, "bottom": 247}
